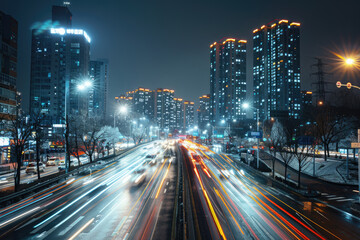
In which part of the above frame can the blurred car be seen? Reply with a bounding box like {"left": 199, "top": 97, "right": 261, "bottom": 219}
{"left": 26, "top": 162, "right": 45, "bottom": 174}
{"left": 219, "top": 169, "right": 230, "bottom": 179}
{"left": 58, "top": 159, "right": 66, "bottom": 171}
{"left": 132, "top": 168, "right": 146, "bottom": 186}
{"left": 46, "top": 157, "right": 59, "bottom": 166}
{"left": 191, "top": 153, "right": 201, "bottom": 164}
{"left": 146, "top": 154, "right": 156, "bottom": 159}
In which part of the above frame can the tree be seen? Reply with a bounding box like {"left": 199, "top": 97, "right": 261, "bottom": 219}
{"left": 79, "top": 114, "right": 103, "bottom": 163}
{"left": 31, "top": 111, "right": 47, "bottom": 180}
{"left": 314, "top": 107, "right": 354, "bottom": 161}
{"left": 68, "top": 114, "right": 83, "bottom": 166}
{"left": 97, "top": 126, "right": 122, "bottom": 156}
{"left": 271, "top": 120, "right": 296, "bottom": 183}
{"left": 6, "top": 112, "right": 33, "bottom": 191}
{"left": 294, "top": 142, "right": 314, "bottom": 188}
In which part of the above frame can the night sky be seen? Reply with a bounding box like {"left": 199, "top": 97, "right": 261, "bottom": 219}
{"left": 2, "top": 0, "right": 360, "bottom": 113}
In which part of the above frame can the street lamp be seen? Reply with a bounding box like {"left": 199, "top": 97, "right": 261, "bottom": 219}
{"left": 114, "top": 105, "right": 128, "bottom": 128}
{"left": 242, "top": 102, "right": 260, "bottom": 169}
{"left": 346, "top": 58, "right": 355, "bottom": 65}
{"left": 65, "top": 79, "right": 92, "bottom": 174}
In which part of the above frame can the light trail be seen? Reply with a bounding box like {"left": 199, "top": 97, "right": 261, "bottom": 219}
{"left": 68, "top": 217, "right": 94, "bottom": 240}
{"left": 214, "top": 188, "right": 244, "bottom": 235}
{"left": 155, "top": 161, "right": 172, "bottom": 199}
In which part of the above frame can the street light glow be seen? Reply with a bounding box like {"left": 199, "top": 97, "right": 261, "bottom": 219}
{"left": 77, "top": 79, "right": 92, "bottom": 91}
{"left": 119, "top": 106, "right": 127, "bottom": 114}
{"left": 242, "top": 102, "right": 250, "bottom": 109}
{"left": 346, "top": 58, "right": 355, "bottom": 65}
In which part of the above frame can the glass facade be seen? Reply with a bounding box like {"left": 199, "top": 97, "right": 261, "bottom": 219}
{"left": 253, "top": 20, "right": 301, "bottom": 120}
{"left": 198, "top": 94, "right": 210, "bottom": 129}
{"left": 0, "top": 11, "right": 18, "bottom": 122}
{"left": 89, "top": 59, "right": 108, "bottom": 122}
{"left": 210, "top": 38, "right": 247, "bottom": 125}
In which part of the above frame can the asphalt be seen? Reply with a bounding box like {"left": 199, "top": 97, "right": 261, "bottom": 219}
{"left": 180, "top": 140, "right": 360, "bottom": 240}
{"left": 0, "top": 141, "right": 177, "bottom": 240}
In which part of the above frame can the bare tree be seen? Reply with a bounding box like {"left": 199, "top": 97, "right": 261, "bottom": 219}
{"left": 294, "top": 143, "right": 314, "bottom": 188}
{"left": 68, "top": 114, "right": 83, "bottom": 166}
{"left": 271, "top": 120, "right": 296, "bottom": 183}
{"left": 79, "top": 115, "right": 103, "bottom": 163}
{"left": 97, "top": 126, "right": 122, "bottom": 156}
{"left": 6, "top": 112, "right": 33, "bottom": 191}
{"left": 314, "top": 107, "right": 354, "bottom": 161}
{"left": 31, "top": 111, "right": 47, "bottom": 180}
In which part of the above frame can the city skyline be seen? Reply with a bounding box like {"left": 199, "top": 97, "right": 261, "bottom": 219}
{"left": 2, "top": 0, "right": 360, "bottom": 113}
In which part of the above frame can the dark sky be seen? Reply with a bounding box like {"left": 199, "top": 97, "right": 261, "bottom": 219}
{"left": 2, "top": 0, "right": 360, "bottom": 113}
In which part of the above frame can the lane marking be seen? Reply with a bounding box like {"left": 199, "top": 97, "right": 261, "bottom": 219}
{"left": 68, "top": 217, "right": 94, "bottom": 240}
{"left": 58, "top": 216, "right": 84, "bottom": 236}
{"left": 327, "top": 197, "right": 344, "bottom": 201}
{"left": 30, "top": 215, "right": 59, "bottom": 234}
{"left": 251, "top": 216, "right": 275, "bottom": 240}
{"left": 314, "top": 209, "right": 329, "bottom": 220}
{"left": 325, "top": 195, "right": 336, "bottom": 198}
{"left": 336, "top": 199, "right": 355, "bottom": 202}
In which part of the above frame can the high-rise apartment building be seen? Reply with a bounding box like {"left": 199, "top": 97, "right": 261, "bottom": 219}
{"left": 210, "top": 38, "right": 247, "bottom": 125}
{"left": 89, "top": 59, "right": 108, "bottom": 121}
{"left": 198, "top": 94, "right": 210, "bottom": 129}
{"left": 130, "top": 87, "right": 154, "bottom": 121}
{"left": 30, "top": 5, "right": 91, "bottom": 125}
{"left": 253, "top": 19, "right": 301, "bottom": 120}
{"left": 155, "top": 88, "right": 175, "bottom": 130}
{"left": 183, "top": 101, "right": 195, "bottom": 130}
{"left": 173, "top": 98, "right": 183, "bottom": 131}
{"left": 0, "top": 11, "right": 17, "bottom": 122}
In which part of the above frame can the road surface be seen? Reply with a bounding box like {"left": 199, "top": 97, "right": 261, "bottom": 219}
{"left": 0, "top": 141, "right": 177, "bottom": 240}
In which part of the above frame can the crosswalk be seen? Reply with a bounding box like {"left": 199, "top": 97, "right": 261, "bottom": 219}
{"left": 320, "top": 192, "right": 355, "bottom": 202}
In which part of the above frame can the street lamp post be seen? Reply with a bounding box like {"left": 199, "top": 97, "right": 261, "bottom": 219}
{"left": 243, "top": 103, "right": 260, "bottom": 169}
{"left": 64, "top": 79, "right": 92, "bottom": 174}
{"left": 336, "top": 55, "right": 360, "bottom": 203}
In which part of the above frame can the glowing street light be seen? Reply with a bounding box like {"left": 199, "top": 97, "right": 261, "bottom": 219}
{"left": 346, "top": 58, "right": 355, "bottom": 65}
{"left": 119, "top": 105, "right": 128, "bottom": 114}
{"left": 242, "top": 102, "right": 250, "bottom": 109}
{"left": 77, "top": 80, "right": 92, "bottom": 91}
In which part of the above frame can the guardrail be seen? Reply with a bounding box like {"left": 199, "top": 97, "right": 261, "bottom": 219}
{"left": 0, "top": 143, "right": 148, "bottom": 207}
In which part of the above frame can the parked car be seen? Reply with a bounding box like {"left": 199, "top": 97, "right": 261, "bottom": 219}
{"left": 26, "top": 162, "right": 45, "bottom": 174}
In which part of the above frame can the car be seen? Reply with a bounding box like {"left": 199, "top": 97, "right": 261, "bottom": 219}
{"left": 146, "top": 154, "right": 156, "bottom": 159}
{"left": 26, "top": 162, "right": 45, "bottom": 174}
{"left": 191, "top": 153, "right": 201, "bottom": 164}
{"left": 219, "top": 169, "right": 230, "bottom": 179}
{"left": 46, "top": 157, "right": 59, "bottom": 166}
{"left": 58, "top": 163, "right": 66, "bottom": 171}
{"left": 132, "top": 168, "right": 146, "bottom": 186}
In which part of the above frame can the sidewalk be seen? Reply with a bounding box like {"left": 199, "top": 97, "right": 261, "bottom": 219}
{"left": 264, "top": 151, "right": 358, "bottom": 186}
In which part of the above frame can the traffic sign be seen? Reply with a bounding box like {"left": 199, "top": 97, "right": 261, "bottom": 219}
{"left": 250, "top": 131, "right": 262, "bottom": 139}
{"left": 336, "top": 81, "right": 341, "bottom": 88}
{"left": 347, "top": 82, "right": 352, "bottom": 89}
{"left": 351, "top": 142, "right": 360, "bottom": 148}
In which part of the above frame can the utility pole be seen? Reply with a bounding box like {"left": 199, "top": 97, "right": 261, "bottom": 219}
{"left": 311, "top": 58, "right": 332, "bottom": 105}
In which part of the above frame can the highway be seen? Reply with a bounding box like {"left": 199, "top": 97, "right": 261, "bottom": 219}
{"left": 0, "top": 141, "right": 177, "bottom": 240}
{"left": 180, "top": 140, "right": 360, "bottom": 240}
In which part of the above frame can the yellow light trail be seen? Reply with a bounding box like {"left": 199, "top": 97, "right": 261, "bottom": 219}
{"left": 68, "top": 217, "right": 94, "bottom": 240}
{"left": 155, "top": 161, "right": 172, "bottom": 199}
{"left": 203, "top": 189, "right": 227, "bottom": 240}
{"left": 214, "top": 188, "right": 244, "bottom": 235}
